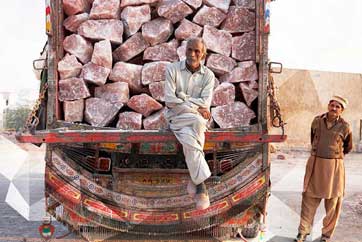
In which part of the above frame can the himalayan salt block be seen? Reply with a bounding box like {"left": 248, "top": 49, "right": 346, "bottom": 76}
{"left": 239, "top": 82, "right": 258, "bottom": 106}
{"left": 63, "top": 99, "right": 84, "bottom": 122}
{"left": 232, "top": 32, "right": 256, "bottom": 61}
{"left": 63, "top": 34, "right": 93, "bottom": 64}
{"left": 149, "top": 81, "right": 165, "bottom": 102}
{"left": 63, "top": 13, "right": 89, "bottom": 32}
{"left": 141, "top": 18, "right": 173, "bottom": 46}
{"left": 206, "top": 53, "right": 236, "bottom": 76}
{"left": 183, "top": 0, "right": 202, "bottom": 9}
{"left": 121, "top": 0, "right": 159, "bottom": 8}
{"left": 220, "top": 61, "right": 258, "bottom": 83}
{"left": 211, "top": 82, "right": 235, "bottom": 106}
{"left": 57, "top": 54, "right": 83, "bottom": 79}
{"left": 59, "top": 78, "right": 90, "bottom": 101}
{"left": 89, "top": 0, "right": 120, "bottom": 19}
{"left": 143, "top": 39, "right": 179, "bottom": 62}
{"left": 174, "top": 19, "right": 202, "bottom": 40}
{"left": 127, "top": 94, "right": 163, "bottom": 117}
{"left": 113, "top": 32, "right": 149, "bottom": 62}
{"left": 116, "top": 111, "right": 142, "bottom": 130}
{"left": 84, "top": 98, "right": 123, "bottom": 127}
{"left": 221, "top": 6, "right": 255, "bottom": 33}
{"left": 157, "top": 0, "right": 193, "bottom": 23}
{"left": 94, "top": 82, "right": 129, "bottom": 104}
{"left": 202, "top": 25, "right": 232, "bottom": 56}
{"left": 141, "top": 61, "right": 170, "bottom": 85}
{"left": 109, "top": 62, "right": 143, "bottom": 92}
{"left": 143, "top": 109, "right": 168, "bottom": 130}
{"left": 211, "top": 101, "right": 255, "bottom": 128}
{"left": 63, "top": 0, "right": 88, "bottom": 16}
{"left": 233, "top": 0, "right": 255, "bottom": 9}
{"left": 202, "top": 0, "right": 230, "bottom": 13}
{"left": 80, "top": 62, "right": 110, "bottom": 86}
{"left": 193, "top": 5, "right": 226, "bottom": 27}
{"left": 78, "top": 19, "right": 124, "bottom": 44}
{"left": 91, "top": 40, "right": 112, "bottom": 69}
{"left": 121, "top": 5, "right": 151, "bottom": 36}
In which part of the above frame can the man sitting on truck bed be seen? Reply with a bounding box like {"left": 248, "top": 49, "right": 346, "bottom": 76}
{"left": 164, "top": 38, "right": 215, "bottom": 210}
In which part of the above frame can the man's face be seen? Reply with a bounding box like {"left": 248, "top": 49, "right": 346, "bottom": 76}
{"left": 185, "top": 40, "right": 205, "bottom": 68}
{"left": 328, "top": 100, "right": 343, "bottom": 119}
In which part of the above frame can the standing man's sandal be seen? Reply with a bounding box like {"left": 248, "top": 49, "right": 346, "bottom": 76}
{"left": 294, "top": 233, "right": 308, "bottom": 242}
{"left": 195, "top": 192, "right": 210, "bottom": 210}
{"left": 320, "top": 235, "right": 330, "bottom": 242}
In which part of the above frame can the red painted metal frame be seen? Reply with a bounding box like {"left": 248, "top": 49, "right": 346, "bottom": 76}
{"left": 16, "top": 130, "right": 286, "bottom": 144}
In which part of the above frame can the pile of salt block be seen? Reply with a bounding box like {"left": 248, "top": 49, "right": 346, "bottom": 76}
{"left": 58, "top": 0, "right": 258, "bottom": 129}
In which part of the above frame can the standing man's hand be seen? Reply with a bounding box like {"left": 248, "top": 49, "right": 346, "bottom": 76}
{"left": 198, "top": 107, "right": 211, "bottom": 120}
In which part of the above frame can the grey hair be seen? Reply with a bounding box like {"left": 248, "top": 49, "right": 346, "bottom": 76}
{"left": 186, "top": 37, "right": 207, "bottom": 58}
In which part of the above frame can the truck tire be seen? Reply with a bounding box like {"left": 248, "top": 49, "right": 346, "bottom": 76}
{"left": 241, "top": 222, "right": 260, "bottom": 238}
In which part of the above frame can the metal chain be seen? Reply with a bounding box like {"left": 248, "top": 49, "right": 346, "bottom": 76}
{"left": 24, "top": 82, "right": 48, "bottom": 131}
{"left": 267, "top": 74, "right": 286, "bottom": 135}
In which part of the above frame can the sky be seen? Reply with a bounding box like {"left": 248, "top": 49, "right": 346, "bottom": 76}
{"left": 0, "top": 0, "right": 361, "bottom": 94}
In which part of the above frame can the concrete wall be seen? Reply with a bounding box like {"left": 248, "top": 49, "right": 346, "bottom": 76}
{"left": 270, "top": 69, "right": 362, "bottom": 150}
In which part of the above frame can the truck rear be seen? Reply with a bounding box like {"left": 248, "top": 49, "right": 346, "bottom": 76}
{"left": 17, "top": 0, "right": 285, "bottom": 240}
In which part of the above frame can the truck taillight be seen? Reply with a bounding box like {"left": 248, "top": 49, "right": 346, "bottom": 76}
{"left": 46, "top": 0, "right": 52, "bottom": 35}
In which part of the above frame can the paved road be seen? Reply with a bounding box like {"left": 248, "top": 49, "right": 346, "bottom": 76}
{"left": 0, "top": 134, "right": 361, "bottom": 242}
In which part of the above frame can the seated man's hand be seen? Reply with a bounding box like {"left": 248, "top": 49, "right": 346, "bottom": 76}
{"left": 198, "top": 107, "right": 211, "bottom": 120}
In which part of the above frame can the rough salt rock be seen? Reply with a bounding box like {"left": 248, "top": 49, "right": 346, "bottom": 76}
{"left": 143, "top": 109, "right": 168, "bottom": 130}
{"left": 63, "top": 13, "right": 89, "bottom": 32}
{"left": 113, "top": 32, "right": 149, "bottom": 62}
{"left": 220, "top": 62, "right": 258, "bottom": 83}
{"left": 85, "top": 98, "right": 123, "bottom": 127}
{"left": 63, "top": 34, "right": 93, "bottom": 64}
{"left": 174, "top": 19, "right": 203, "bottom": 40}
{"left": 211, "top": 82, "right": 235, "bottom": 106}
{"left": 58, "top": 54, "right": 83, "bottom": 79}
{"left": 233, "top": 0, "right": 255, "bottom": 9}
{"left": 157, "top": 0, "right": 193, "bottom": 24}
{"left": 182, "top": 0, "right": 202, "bottom": 9}
{"left": 116, "top": 112, "right": 142, "bottom": 130}
{"left": 213, "top": 77, "right": 220, "bottom": 89}
{"left": 141, "top": 61, "right": 170, "bottom": 85}
{"left": 59, "top": 78, "right": 90, "bottom": 101}
{"left": 193, "top": 6, "right": 226, "bottom": 27}
{"left": 206, "top": 54, "right": 236, "bottom": 76}
{"left": 149, "top": 81, "right": 165, "bottom": 101}
{"left": 176, "top": 41, "right": 187, "bottom": 60}
{"left": 127, "top": 94, "right": 163, "bottom": 117}
{"left": 63, "top": 99, "right": 84, "bottom": 122}
{"left": 109, "top": 62, "right": 143, "bottom": 92}
{"left": 63, "top": 0, "right": 88, "bottom": 16}
{"left": 121, "top": 0, "right": 159, "bottom": 7}
{"left": 89, "top": 0, "right": 120, "bottom": 19}
{"left": 91, "top": 40, "right": 112, "bottom": 69}
{"left": 211, "top": 102, "right": 255, "bottom": 128}
{"left": 246, "top": 80, "right": 258, "bottom": 89}
{"left": 78, "top": 19, "right": 124, "bottom": 44}
{"left": 144, "top": 39, "right": 179, "bottom": 62}
{"left": 203, "top": 25, "right": 232, "bottom": 56}
{"left": 95, "top": 82, "right": 129, "bottom": 104}
{"left": 232, "top": 32, "right": 256, "bottom": 61}
{"left": 221, "top": 7, "right": 255, "bottom": 33}
{"left": 121, "top": 5, "right": 151, "bottom": 36}
{"left": 202, "top": 0, "right": 230, "bottom": 13}
{"left": 142, "top": 18, "right": 173, "bottom": 46}
{"left": 239, "top": 83, "right": 258, "bottom": 106}
{"left": 80, "top": 62, "right": 110, "bottom": 86}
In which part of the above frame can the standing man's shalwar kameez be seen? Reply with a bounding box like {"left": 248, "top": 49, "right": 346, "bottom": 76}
{"left": 295, "top": 96, "right": 352, "bottom": 242}
{"left": 164, "top": 60, "right": 215, "bottom": 186}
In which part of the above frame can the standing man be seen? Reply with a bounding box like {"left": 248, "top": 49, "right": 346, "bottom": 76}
{"left": 164, "top": 38, "right": 215, "bottom": 210}
{"left": 295, "top": 96, "right": 353, "bottom": 242}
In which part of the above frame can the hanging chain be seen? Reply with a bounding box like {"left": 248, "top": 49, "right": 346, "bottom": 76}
{"left": 24, "top": 82, "right": 48, "bottom": 132}
{"left": 267, "top": 73, "right": 286, "bottom": 136}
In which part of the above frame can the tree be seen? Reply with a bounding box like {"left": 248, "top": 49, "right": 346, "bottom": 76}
{"left": 3, "top": 106, "right": 31, "bottom": 131}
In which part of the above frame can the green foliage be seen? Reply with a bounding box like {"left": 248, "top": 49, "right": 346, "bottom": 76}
{"left": 3, "top": 107, "right": 31, "bottom": 131}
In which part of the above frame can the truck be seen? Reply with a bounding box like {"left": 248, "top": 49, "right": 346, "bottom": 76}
{"left": 17, "top": 0, "right": 285, "bottom": 241}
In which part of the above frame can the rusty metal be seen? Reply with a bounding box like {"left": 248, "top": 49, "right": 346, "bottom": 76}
{"left": 16, "top": 130, "right": 286, "bottom": 144}
{"left": 23, "top": 82, "right": 48, "bottom": 132}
